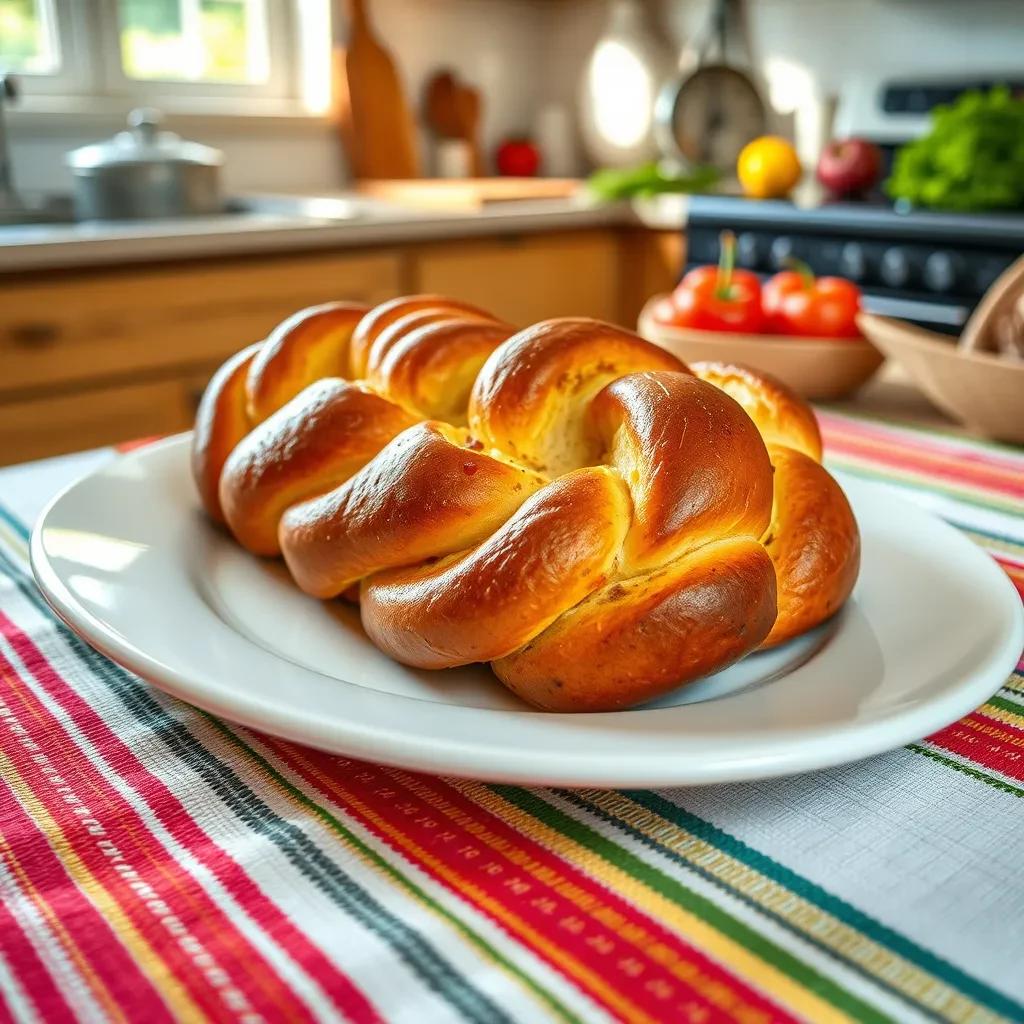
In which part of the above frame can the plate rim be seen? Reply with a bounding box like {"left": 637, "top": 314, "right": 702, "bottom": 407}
{"left": 29, "top": 434, "right": 1024, "bottom": 787}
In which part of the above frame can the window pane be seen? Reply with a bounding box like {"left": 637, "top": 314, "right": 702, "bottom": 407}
{"left": 118, "top": 0, "right": 269, "bottom": 84}
{"left": 0, "top": 0, "right": 60, "bottom": 74}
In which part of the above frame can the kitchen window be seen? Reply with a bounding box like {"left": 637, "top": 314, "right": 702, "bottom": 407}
{"left": 0, "top": 0, "right": 330, "bottom": 117}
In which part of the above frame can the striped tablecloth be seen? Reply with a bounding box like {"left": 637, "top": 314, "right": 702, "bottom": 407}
{"left": 0, "top": 411, "right": 1022, "bottom": 1024}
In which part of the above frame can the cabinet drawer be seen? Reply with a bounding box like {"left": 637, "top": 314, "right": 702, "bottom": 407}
{"left": 412, "top": 230, "right": 621, "bottom": 326}
{"left": 0, "top": 251, "right": 402, "bottom": 395}
{"left": 0, "top": 371, "right": 214, "bottom": 466}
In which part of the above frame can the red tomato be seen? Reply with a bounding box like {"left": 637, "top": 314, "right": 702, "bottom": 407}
{"left": 669, "top": 232, "right": 765, "bottom": 333}
{"left": 763, "top": 268, "right": 862, "bottom": 338}
{"left": 495, "top": 138, "right": 541, "bottom": 177}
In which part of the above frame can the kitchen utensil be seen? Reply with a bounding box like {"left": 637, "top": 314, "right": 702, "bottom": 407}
{"left": 65, "top": 108, "right": 223, "bottom": 221}
{"left": 454, "top": 82, "right": 483, "bottom": 177}
{"left": 31, "top": 435, "right": 1023, "bottom": 786}
{"left": 424, "top": 70, "right": 461, "bottom": 139}
{"left": 579, "top": 0, "right": 672, "bottom": 168}
{"left": 336, "top": 0, "right": 419, "bottom": 180}
{"left": 858, "top": 313, "right": 1024, "bottom": 444}
{"left": 639, "top": 296, "right": 884, "bottom": 400}
{"left": 435, "top": 139, "right": 473, "bottom": 179}
{"left": 424, "top": 71, "right": 483, "bottom": 177}
{"left": 655, "top": 0, "right": 767, "bottom": 172}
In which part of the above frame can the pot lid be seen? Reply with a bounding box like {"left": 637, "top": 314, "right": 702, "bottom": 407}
{"left": 66, "top": 108, "right": 224, "bottom": 171}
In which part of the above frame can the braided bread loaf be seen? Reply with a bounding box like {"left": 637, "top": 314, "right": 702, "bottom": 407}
{"left": 193, "top": 296, "right": 858, "bottom": 711}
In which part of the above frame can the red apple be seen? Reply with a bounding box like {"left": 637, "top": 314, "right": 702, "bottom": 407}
{"left": 816, "top": 138, "right": 882, "bottom": 197}
{"left": 495, "top": 137, "right": 541, "bottom": 177}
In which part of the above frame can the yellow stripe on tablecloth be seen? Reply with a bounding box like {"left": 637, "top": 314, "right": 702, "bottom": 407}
{"left": 571, "top": 790, "right": 1001, "bottom": 1024}
{"left": 273, "top": 745, "right": 649, "bottom": 1024}
{"left": 441, "top": 777, "right": 852, "bottom": 1024}
{"left": 0, "top": 748, "right": 205, "bottom": 1023}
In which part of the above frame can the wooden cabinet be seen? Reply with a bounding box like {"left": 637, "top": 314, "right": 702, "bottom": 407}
{"left": 1, "top": 251, "right": 402, "bottom": 394}
{"left": 0, "top": 227, "right": 683, "bottom": 465}
{"left": 0, "top": 371, "right": 215, "bottom": 465}
{"left": 412, "top": 230, "right": 622, "bottom": 326}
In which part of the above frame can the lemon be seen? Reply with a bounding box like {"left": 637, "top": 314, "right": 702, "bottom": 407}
{"left": 737, "top": 136, "right": 802, "bottom": 199}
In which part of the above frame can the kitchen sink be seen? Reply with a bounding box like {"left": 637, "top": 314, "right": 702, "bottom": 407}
{"left": 0, "top": 191, "right": 369, "bottom": 232}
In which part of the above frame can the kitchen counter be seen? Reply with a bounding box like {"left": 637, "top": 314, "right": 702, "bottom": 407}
{"left": 0, "top": 193, "right": 640, "bottom": 273}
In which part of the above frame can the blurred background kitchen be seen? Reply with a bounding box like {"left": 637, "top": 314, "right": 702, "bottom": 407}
{"left": 1, "top": 0, "right": 1022, "bottom": 465}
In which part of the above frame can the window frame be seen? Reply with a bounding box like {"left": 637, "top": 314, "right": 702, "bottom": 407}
{"left": 3, "top": 0, "right": 328, "bottom": 121}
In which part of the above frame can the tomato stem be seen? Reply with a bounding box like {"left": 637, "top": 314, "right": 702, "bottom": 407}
{"left": 715, "top": 230, "right": 736, "bottom": 299}
{"left": 784, "top": 256, "right": 816, "bottom": 290}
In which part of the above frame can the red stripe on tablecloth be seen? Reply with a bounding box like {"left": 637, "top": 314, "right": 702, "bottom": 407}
{"left": 268, "top": 740, "right": 792, "bottom": 1024}
{"left": 820, "top": 431, "right": 1024, "bottom": 501}
{"left": 0, "top": 773, "right": 166, "bottom": 1024}
{"left": 0, "top": 868, "right": 78, "bottom": 1024}
{"left": 0, "top": 612, "right": 382, "bottom": 1024}
{"left": 927, "top": 713, "right": 1024, "bottom": 782}
{"left": 0, "top": 659, "right": 262, "bottom": 1022}
{"left": 818, "top": 414, "right": 1024, "bottom": 480}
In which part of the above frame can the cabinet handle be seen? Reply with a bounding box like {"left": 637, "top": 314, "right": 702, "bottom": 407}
{"left": 9, "top": 322, "right": 60, "bottom": 347}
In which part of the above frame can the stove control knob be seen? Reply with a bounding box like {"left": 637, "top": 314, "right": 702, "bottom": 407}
{"left": 924, "top": 251, "right": 960, "bottom": 293}
{"left": 840, "top": 242, "right": 867, "bottom": 281}
{"left": 880, "top": 247, "right": 912, "bottom": 288}
{"left": 735, "top": 232, "right": 762, "bottom": 268}
{"left": 770, "top": 236, "right": 794, "bottom": 270}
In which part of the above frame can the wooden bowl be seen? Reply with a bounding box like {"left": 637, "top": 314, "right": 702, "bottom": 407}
{"left": 638, "top": 296, "right": 885, "bottom": 400}
{"left": 857, "top": 312, "right": 1024, "bottom": 444}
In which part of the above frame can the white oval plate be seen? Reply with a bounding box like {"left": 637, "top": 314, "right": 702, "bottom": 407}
{"left": 30, "top": 435, "right": 1024, "bottom": 788}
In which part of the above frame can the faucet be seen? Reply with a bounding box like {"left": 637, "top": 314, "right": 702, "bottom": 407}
{"left": 0, "top": 73, "right": 26, "bottom": 217}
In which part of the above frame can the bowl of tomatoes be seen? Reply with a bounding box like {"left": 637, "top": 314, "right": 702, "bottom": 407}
{"left": 638, "top": 232, "right": 884, "bottom": 401}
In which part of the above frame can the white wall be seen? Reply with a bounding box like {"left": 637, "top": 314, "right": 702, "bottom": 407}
{"left": 6, "top": 0, "right": 1024, "bottom": 195}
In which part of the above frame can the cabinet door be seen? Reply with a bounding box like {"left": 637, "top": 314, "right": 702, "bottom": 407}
{"left": 0, "top": 251, "right": 402, "bottom": 395}
{"left": 0, "top": 370, "right": 217, "bottom": 465}
{"left": 412, "top": 231, "right": 621, "bottom": 326}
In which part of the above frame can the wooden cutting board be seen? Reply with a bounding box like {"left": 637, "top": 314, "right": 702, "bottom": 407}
{"left": 356, "top": 178, "right": 582, "bottom": 210}
{"left": 336, "top": 0, "right": 419, "bottom": 180}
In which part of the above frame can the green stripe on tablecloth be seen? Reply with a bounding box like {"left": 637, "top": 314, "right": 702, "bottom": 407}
{"left": 987, "top": 695, "right": 1024, "bottom": 716}
{"left": 488, "top": 784, "right": 893, "bottom": 1024}
{"left": 0, "top": 543, "right": 517, "bottom": 1024}
{"left": 0, "top": 501, "right": 26, "bottom": 541}
{"left": 908, "top": 745, "right": 1024, "bottom": 800}
{"left": 208, "top": 717, "right": 583, "bottom": 1024}
{"left": 566, "top": 788, "right": 1024, "bottom": 1023}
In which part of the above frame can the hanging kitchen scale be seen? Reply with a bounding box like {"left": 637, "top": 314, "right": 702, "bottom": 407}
{"left": 655, "top": 0, "right": 767, "bottom": 173}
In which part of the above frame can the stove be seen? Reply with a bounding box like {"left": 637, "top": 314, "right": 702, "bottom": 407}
{"left": 683, "top": 194, "right": 1024, "bottom": 333}
{"left": 683, "top": 75, "right": 1024, "bottom": 334}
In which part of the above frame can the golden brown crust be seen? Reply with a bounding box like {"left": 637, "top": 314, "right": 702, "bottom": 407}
{"left": 761, "top": 445, "right": 860, "bottom": 646}
{"left": 246, "top": 302, "right": 369, "bottom": 423}
{"left": 589, "top": 372, "right": 773, "bottom": 571}
{"left": 360, "top": 467, "right": 630, "bottom": 668}
{"left": 690, "top": 361, "right": 823, "bottom": 461}
{"left": 349, "top": 295, "right": 497, "bottom": 378}
{"left": 371, "top": 319, "right": 517, "bottom": 423}
{"left": 494, "top": 538, "right": 777, "bottom": 711}
{"left": 363, "top": 309, "right": 497, "bottom": 382}
{"left": 219, "top": 379, "right": 416, "bottom": 555}
{"left": 196, "top": 304, "right": 860, "bottom": 712}
{"left": 469, "top": 318, "right": 688, "bottom": 475}
{"left": 191, "top": 341, "right": 261, "bottom": 523}
{"left": 280, "top": 421, "right": 546, "bottom": 598}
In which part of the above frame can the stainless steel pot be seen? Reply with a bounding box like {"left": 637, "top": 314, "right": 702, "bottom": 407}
{"left": 66, "top": 108, "right": 224, "bottom": 221}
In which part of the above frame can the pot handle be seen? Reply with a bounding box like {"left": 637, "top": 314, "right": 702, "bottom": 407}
{"left": 127, "top": 107, "right": 163, "bottom": 144}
